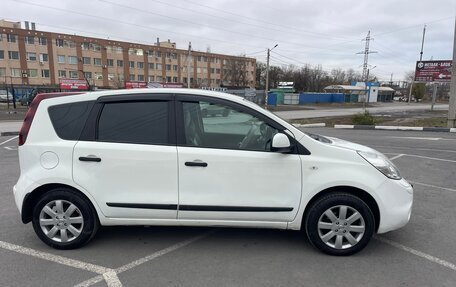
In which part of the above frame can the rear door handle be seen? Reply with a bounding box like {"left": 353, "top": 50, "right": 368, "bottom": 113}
{"left": 79, "top": 156, "right": 101, "bottom": 162}
{"left": 185, "top": 161, "right": 208, "bottom": 167}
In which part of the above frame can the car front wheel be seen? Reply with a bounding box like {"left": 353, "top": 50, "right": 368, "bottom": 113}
{"left": 32, "top": 188, "right": 98, "bottom": 249}
{"left": 305, "top": 193, "right": 375, "bottom": 256}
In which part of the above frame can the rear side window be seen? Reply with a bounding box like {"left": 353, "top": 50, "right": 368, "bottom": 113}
{"left": 97, "top": 101, "right": 168, "bottom": 145}
{"left": 48, "top": 101, "right": 95, "bottom": 140}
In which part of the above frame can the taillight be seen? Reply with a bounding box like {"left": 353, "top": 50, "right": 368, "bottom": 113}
{"left": 18, "top": 92, "right": 84, "bottom": 146}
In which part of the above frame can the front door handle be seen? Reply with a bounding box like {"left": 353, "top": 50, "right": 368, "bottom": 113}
{"left": 185, "top": 161, "right": 208, "bottom": 167}
{"left": 79, "top": 156, "right": 101, "bottom": 162}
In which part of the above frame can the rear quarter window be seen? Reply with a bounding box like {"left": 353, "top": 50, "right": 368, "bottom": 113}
{"left": 48, "top": 101, "right": 95, "bottom": 140}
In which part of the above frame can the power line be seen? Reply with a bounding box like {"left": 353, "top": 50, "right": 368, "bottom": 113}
{"left": 12, "top": 0, "right": 267, "bottom": 50}
{"left": 97, "top": 0, "right": 339, "bottom": 50}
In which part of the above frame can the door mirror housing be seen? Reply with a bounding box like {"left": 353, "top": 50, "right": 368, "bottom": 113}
{"left": 271, "top": 133, "right": 292, "bottom": 153}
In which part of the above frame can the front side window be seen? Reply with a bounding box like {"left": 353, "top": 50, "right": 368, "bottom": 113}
{"left": 182, "top": 101, "right": 279, "bottom": 152}
{"left": 98, "top": 101, "right": 168, "bottom": 145}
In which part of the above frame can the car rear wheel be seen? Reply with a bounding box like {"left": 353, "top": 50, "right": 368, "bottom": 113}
{"left": 32, "top": 188, "right": 98, "bottom": 249}
{"left": 305, "top": 193, "right": 375, "bottom": 256}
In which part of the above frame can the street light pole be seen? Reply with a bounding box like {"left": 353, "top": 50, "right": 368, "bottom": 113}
{"left": 264, "top": 44, "right": 278, "bottom": 109}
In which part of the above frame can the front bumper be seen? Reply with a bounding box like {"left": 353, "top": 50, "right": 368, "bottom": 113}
{"left": 377, "top": 178, "right": 413, "bottom": 233}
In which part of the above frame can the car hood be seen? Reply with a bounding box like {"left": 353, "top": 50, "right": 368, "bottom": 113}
{"left": 326, "top": 136, "right": 377, "bottom": 153}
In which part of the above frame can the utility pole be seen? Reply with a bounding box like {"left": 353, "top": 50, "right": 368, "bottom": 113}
{"left": 357, "top": 31, "right": 377, "bottom": 82}
{"left": 187, "top": 42, "right": 192, "bottom": 88}
{"left": 390, "top": 73, "right": 393, "bottom": 86}
{"left": 448, "top": 17, "right": 456, "bottom": 128}
{"left": 419, "top": 25, "right": 426, "bottom": 61}
{"left": 264, "top": 44, "right": 278, "bottom": 108}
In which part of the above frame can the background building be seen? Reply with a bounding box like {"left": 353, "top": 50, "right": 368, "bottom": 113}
{"left": 0, "top": 20, "right": 256, "bottom": 90}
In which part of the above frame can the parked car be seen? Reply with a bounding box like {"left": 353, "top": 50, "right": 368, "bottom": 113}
{"left": 0, "top": 89, "right": 11, "bottom": 102}
{"left": 20, "top": 89, "right": 38, "bottom": 106}
{"left": 14, "top": 89, "right": 413, "bottom": 255}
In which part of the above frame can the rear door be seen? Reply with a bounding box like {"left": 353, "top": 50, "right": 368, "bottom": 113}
{"left": 73, "top": 94, "right": 178, "bottom": 219}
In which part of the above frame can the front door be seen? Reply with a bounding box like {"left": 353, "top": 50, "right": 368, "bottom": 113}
{"left": 176, "top": 96, "right": 302, "bottom": 222}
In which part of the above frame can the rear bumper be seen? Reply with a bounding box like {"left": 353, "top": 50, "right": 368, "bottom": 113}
{"left": 377, "top": 178, "right": 413, "bottom": 233}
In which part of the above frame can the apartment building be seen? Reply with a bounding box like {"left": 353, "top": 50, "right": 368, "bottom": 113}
{"left": 0, "top": 20, "right": 256, "bottom": 89}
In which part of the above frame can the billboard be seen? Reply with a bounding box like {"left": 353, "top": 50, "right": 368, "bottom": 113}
{"left": 125, "top": 81, "right": 147, "bottom": 89}
{"left": 414, "top": 60, "right": 452, "bottom": 82}
{"left": 59, "top": 79, "right": 88, "bottom": 90}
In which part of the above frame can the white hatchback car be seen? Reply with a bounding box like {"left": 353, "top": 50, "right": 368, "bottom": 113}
{"left": 14, "top": 89, "right": 413, "bottom": 255}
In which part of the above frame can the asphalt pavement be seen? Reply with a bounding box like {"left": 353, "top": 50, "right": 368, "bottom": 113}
{"left": 0, "top": 128, "right": 455, "bottom": 286}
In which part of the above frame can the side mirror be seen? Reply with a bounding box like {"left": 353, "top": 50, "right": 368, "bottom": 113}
{"left": 271, "top": 133, "right": 292, "bottom": 153}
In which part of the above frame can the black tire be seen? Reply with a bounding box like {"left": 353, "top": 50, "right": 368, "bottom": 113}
{"left": 32, "top": 188, "right": 99, "bottom": 249}
{"left": 305, "top": 193, "right": 375, "bottom": 256}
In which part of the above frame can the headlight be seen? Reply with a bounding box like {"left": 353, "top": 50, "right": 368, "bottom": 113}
{"left": 358, "top": 151, "right": 402, "bottom": 180}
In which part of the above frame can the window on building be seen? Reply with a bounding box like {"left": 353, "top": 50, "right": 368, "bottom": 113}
{"left": 117, "top": 60, "right": 124, "bottom": 67}
{"left": 81, "top": 42, "right": 90, "bottom": 50}
{"left": 166, "top": 76, "right": 171, "bottom": 82}
{"left": 171, "top": 53, "right": 177, "bottom": 59}
{"left": 128, "top": 48, "right": 143, "bottom": 56}
{"left": 91, "top": 43, "right": 101, "bottom": 52}
{"left": 93, "top": 58, "right": 102, "bottom": 66}
{"left": 26, "top": 52, "right": 37, "bottom": 61}
{"left": 203, "top": 68, "right": 207, "bottom": 74}
{"left": 66, "top": 40, "right": 76, "bottom": 48}
{"left": 58, "top": 70, "right": 67, "bottom": 78}
{"left": 173, "top": 76, "right": 178, "bottom": 83}
{"left": 0, "top": 68, "right": 5, "bottom": 77}
{"left": 108, "top": 73, "right": 115, "bottom": 81}
{"left": 156, "top": 63, "right": 162, "bottom": 70}
{"left": 137, "top": 62, "right": 144, "bottom": 69}
{"left": 8, "top": 51, "right": 19, "bottom": 60}
{"left": 0, "top": 50, "right": 4, "bottom": 59}
{"left": 11, "top": 68, "right": 21, "bottom": 77}
{"left": 166, "top": 52, "right": 171, "bottom": 59}
{"left": 210, "top": 68, "right": 215, "bottom": 74}
{"left": 94, "top": 72, "right": 103, "bottom": 80}
{"left": 83, "top": 72, "right": 92, "bottom": 79}
{"left": 41, "top": 69, "right": 50, "bottom": 78}
{"left": 38, "top": 37, "right": 47, "bottom": 46}
{"left": 0, "top": 34, "right": 2, "bottom": 42}
{"left": 57, "top": 55, "right": 65, "bottom": 63}
{"left": 107, "top": 59, "right": 114, "bottom": 67}
{"left": 148, "top": 75, "right": 155, "bottom": 82}
{"left": 129, "top": 74, "right": 135, "bottom": 81}
{"left": 166, "top": 64, "right": 171, "bottom": 71}
{"left": 148, "top": 63, "right": 154, "bottom": 70}
{"left": 203, "top": 56, "right": 207, "bottom": 62}
{"left": 173, "top": 65, "right": 178, "bottom": 71}
{"left": 156, "top": 76, "right": 163, "bottom": 82}
{"left": 129, "top": 61, "right": 135, "bottom": 68}
{"left": 25, "top": 36, "right": 35, "bottom": 44}
{"left": 7, "top": 34, "right": 17, "bottom": 43}
{"left": 138, "top": 75, "right": 144, "bottom": 82}
{"left": 68, "top": 56, "right": 78, "bottom": 65}
{"left": 156, "top": 51, "right": 161, "bottom": 57}
{"left": 216, "top": 68, "right": 221, "bottom": 74}
{"left": 69, "top": 71, "right": 79, "bottom": 79}
{"left": 197, "top": 56, "right": 202, "bottom": 62}
{"left": 197, "top": 68, "right": 201, "bottom": 73}
{"left": 27, "top": 69, "right": 38, "bottom": 78}
{"left": 55, "top": 39, "right": 64, "bottom": 47}
{"left": 39, "top": 53, "right": 48, "bottom": 62}
{"left": 147, "top": 50, "right": 154, "bottom": 57}
{"left": 82, "top": 57, "right": 91, "bottom": 65}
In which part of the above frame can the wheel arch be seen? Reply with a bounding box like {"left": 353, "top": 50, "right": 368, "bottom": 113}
{"left": 301, "top": 186, "right": 380, "bottom": 232}
{"left": 21, "top": 183, "right": 99, "bottom": 224}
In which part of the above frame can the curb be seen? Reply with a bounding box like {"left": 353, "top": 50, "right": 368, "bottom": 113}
{"left": 293, "top": 123, "right": 326, "bottom": 128}
{"left": 0, "top": 132, "right": 19, "bottom": 136}
{"left": 334, "top": 125, "right": 456, "bottom": 133}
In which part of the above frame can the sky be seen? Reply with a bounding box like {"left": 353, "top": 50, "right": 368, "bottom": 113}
{"left": 2, "top": 0, "right": 456, "bottom": 81}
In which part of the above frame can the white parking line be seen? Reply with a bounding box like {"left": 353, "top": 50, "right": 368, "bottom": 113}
{"left": 389, "top": 154, "right": 405, "bottom": 160}
{"left": 0, "top": 240, "right": 122, "bottom": 286}
{"left": 373, "top": 145, "right": 456, "bottom": 154}
{"left": 409, "top": 181, "right": 456, "bottom": 192}
{"left": 375, "top": 236, "right": 456, "bottom": 272}
{"left": 0, "top": 135, "right": 18, "bottom": 146}
{"left": 74, "top": 230, "right": 215, "bottom": 287}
